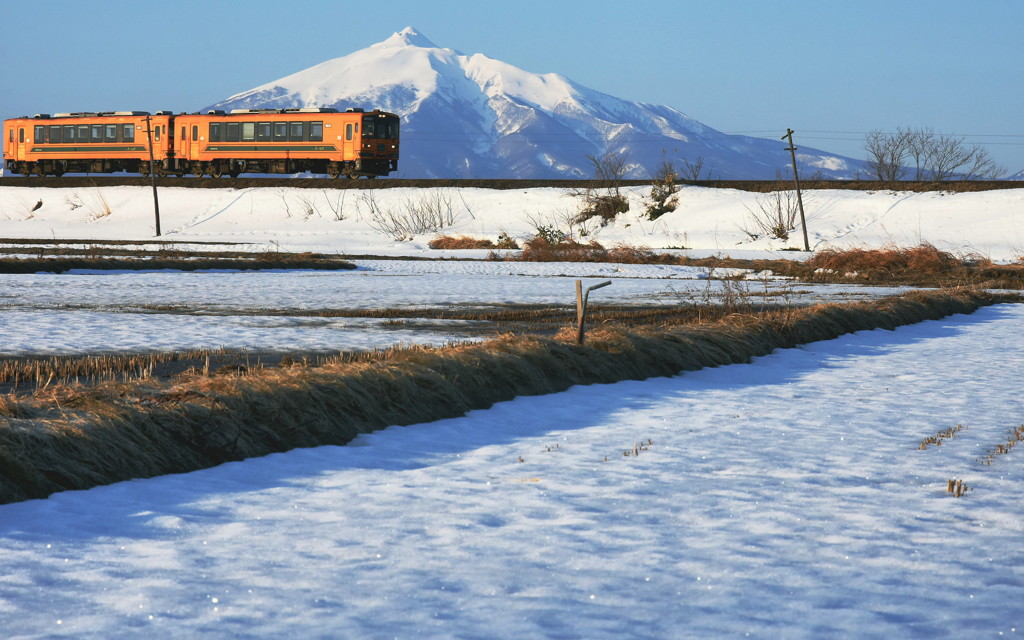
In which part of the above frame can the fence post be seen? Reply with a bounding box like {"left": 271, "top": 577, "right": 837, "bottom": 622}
{"left": 576, "top": 279, "right": 612, "bottom": 345}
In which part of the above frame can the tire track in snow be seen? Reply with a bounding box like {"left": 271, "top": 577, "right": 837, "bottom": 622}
{"left": 165, "top": 188, "right": 257, "bottom": 234}
{"left": 820, "top": 191, "right": 921, "bottom": 245}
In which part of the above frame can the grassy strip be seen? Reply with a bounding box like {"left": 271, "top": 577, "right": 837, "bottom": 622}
{"left": 491, "top": 241, "right": 1024, "bottom": 289}
{"left": 0, "top": 254, "right": 356, "bottom": 273}
{"left": 0, "top": 289, "right": 1016, "bottom": 504}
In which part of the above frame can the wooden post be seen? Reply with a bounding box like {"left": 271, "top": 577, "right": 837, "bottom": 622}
{"left": 145, "top": 115, "right": 161, "bottom": 237}
{"left": 782, "top": 128, "right": 809, "bottom": 252}
{"left": 576, "top": 279, "right": 611, "bottom": 345}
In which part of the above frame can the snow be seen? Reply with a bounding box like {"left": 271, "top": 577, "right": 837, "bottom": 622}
{"left": 1, "top": 183, "right": 1022, "bottom": 260}
{"left": 1, "top": 304, "right": 1022, "bottom": 638}
{"left": 0, "top": 262, "right": 905, "bottom": 355}
{"left": 1, "top": 182, "right": 1023, "bottom": 636}
{"left": 204, "top": 28, "right": 866, "bottom": 179}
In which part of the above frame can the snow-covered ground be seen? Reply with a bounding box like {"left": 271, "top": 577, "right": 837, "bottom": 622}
{"left": 0, "top": 261, "right": 907, "bottom": 355}
{"left": 2, "top": 184, "right": 1023, "bottom": 637}
{"left": 1, "top": 184, "right": 1023, "bottom": 260}
{"left": 1, "top": 304, "right": 1022, "bottom": 638}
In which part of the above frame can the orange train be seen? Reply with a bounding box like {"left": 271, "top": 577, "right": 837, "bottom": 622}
{"left": 2, "top": 108, "right": 399, "bottom": 178}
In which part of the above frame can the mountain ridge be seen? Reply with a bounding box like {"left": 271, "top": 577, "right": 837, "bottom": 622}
{"left": 205, "top": 27, "right": 866, "bottom": 180}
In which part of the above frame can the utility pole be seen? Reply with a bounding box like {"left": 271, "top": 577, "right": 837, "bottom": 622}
{"left": 144, "top": 115, "right": 162, "bottom": 237}
{"left": 782, "top": 128, "right": 809, "bottom": 252}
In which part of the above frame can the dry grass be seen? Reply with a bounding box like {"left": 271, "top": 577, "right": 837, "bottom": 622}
{"left": 0, "top": 288, "right": 1016, "bottom": 504}
{"left": 919, "top": 424, "right": 966, "bottom": 449}
{"left": 0, "top": 252, "right": 356, "bottom": 274}
{"left": 490, "top": 240, "right": 1024, "bottom": 290}
{"left": 429, "top": 235, "right": 496, "bottom": 250}
{"left": 500, "top": 237, "right": 659, "bottom": 264}
{"left": 978, "top": 425, "right": 1024, "bottom": 466}
{"left": 806, "top": 244, "right": 962, "bottom": 280}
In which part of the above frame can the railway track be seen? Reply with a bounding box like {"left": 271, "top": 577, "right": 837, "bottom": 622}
{"left": 1, "top": 176, "right": 1022, "bottom": 192}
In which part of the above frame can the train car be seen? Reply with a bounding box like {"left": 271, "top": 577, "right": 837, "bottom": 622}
{"left": 3, "top": 111, "right": 174, "bottom": 176}
{"left": 173, "top": 108, "right": 399, "bottom": 178}
{"left": 3, "top": 107, "right": 400, "bottom": 178}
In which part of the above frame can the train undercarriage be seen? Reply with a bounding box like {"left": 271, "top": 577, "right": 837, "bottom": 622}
{"left": 7, "top": 157, "right": 396, "bottom": 179}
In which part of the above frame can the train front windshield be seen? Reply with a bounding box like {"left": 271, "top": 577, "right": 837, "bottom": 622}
{"left": 362, "top": 115, "right": 399, "bottom": 139}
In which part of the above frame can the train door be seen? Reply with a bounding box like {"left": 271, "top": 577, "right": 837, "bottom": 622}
{"left": 342, "top": 117, "right": 358, "bottom": 161}
{"left": 189, "top": 123, "right": 202, "bottom": 159}
{"left": 16, "top": 125, "right": 27, "bottom": 163}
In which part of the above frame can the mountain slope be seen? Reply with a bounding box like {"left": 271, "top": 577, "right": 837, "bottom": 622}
{"left": 206, "top": 27, "right": 866, "bottom": 179}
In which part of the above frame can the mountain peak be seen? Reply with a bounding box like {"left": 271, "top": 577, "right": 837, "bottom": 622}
{"left": 206, "top": 28, "right": 863, "bottom": 179}
{"left": 380, "top": 26, "right": 437, "bottom": 49}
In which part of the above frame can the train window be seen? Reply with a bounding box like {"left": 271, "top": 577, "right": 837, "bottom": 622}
{"left": 310, "top": 121, "right": 323, "bottom": 142}
{"left": 48, "top": 125, "right": 61, "bottom": 143}
{"left": 34, "top": 125, "right": 46, "bottom": 143}
{"left": 181, "top": 126, "right": 186, "bottom": 142}
{"left": 78, "top": 125, "right": 90, "bottom": 142}
{"left": 122, "top": 124, "right": 134, "bottom": 142}
{"left": 257, "top": 122, "right": 272, "bottom": 141}
{"left": 209, "top": 122, "right": 221, "bottom": 142}
{"left": 63, "top": 125, "right": 76, "bottom": 142}
{"left": 153, "top": 125, "right": 161, "bottom": 141}
{"left": 289, "top": 121, "right": 304, "bottom": 141}
{"left": 345, "top": 124, "right": 353, "bottom": 141}
{"left": 19, "top": 128, "right": 25, "bottom": 143}
{"left": 105, "top": 124, "right": 117, "bottom": 142}
{"left": 225, "top": 122, "right": 240, "bottom": 142}
{"left": 192, "top": 125, "right": 199, "bottom": 142}
{"left": 362, "top": 118, "right": 375, "bottom": 138}
{"left": 91, "top": 124, "right": 103, "bottom": 142}
{"left": 273, "top": 122, "right": 287, "bottom": 141}
{"left": 241, "top": 122, "right": 255, "bottom": 142}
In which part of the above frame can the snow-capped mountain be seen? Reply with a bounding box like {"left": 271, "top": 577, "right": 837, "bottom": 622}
{"left": 206, "top": 27, "right": 866, "bottom": 179}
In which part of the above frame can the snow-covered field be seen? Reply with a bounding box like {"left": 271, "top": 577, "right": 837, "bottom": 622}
{"left": 1, "top": 304, "right": 1022, "bottom": 638}
{"left": 1, "top": 183, "right": 1017, "bottom": 353}
{"left": 1, "top": 184, "right": 1023, "bottom": 637}
{"left": 1, "top": 184, "right": 1023, "bottom": 260}
{"left": 0, "top": 261, "right": 908, "bottom": 355}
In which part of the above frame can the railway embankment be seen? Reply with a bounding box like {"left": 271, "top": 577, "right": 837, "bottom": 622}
{"left": 3, "top": 176, "right": 1024, "bottom": 191}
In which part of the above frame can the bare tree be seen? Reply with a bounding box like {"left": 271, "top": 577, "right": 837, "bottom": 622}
{"left": 679, "top": 155, "right": 715, "bottom": 181}
{"left": 865, "top": 128, "right": 912, "bottom": 183}
{"left": 924, "top": 131, "right": 1004, "bottom": 181}
{"left": 570, "top": 151, "right": 630, "bottom": 226}
{"left": 587, "top": 151, "right": 628, "bottom": 196}
{"left": 959, "top": 145, "right": 1004, "bottom": 181}
{"left": 866, "top": 127, "right": 1005, "bottom": 183}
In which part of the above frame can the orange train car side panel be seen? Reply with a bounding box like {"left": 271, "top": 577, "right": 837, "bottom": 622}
{"left": 174, "top": 109, "right": 399, "bottom": 178}
{"left": 3, "top": 112, "right": 172, "bottom": 176}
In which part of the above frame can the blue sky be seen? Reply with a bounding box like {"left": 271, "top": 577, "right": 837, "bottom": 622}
{"left": 2, "top": 0, "right": 1022, "bottom": 172}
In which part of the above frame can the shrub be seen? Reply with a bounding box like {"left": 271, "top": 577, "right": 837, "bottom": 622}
{"left": 806, "top": 244, "right": 960, "bottom": 279}
{"left": 646, "top": 160, "right": 680, "bottom": 220}
{"left": 520, "top": 237, "right": 608, "bottom": 262}
{"left": 428, "top": 235, "right": 495, "bottom": 250}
